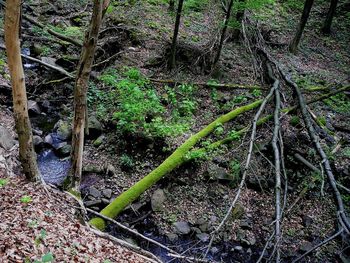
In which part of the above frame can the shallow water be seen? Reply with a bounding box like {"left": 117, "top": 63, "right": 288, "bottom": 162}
{"left": 37, "top": 149, "right": 70, "bottom": 185}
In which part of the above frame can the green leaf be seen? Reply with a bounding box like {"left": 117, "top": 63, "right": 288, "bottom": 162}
{"left": 41, "top": 252, "right": 54, "bottom": 262}
{"left": 20, "top": 195, "right": 32, "bottom": 203}
{"left": 0, "top": 178, "right": 9, "bottom": 187}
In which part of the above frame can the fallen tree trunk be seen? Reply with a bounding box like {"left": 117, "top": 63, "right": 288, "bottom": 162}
{"left": 89, "top": 99, "right": 263, "bottom": 229}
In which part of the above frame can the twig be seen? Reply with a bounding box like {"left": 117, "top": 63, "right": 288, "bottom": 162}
{"left": 292, "top": 229, "right": 344, "bottom": 263}
{"left": 203, "top": 77, "right": 278, "bottom": 258}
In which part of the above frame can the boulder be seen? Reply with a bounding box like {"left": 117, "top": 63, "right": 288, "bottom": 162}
{"left": 0, "top": 125, "right": 15, "bottom": 150}
{"left": 173, "top": 221, "right": 191, "bottom": 235}
{"left": 87, "top": 115, "right": 103, "bottom": 139}
{"left": 28, "top": 100, "right": 41, "bottom": 116}
{"left": 54, "top": 120, "right": 72, "bottom": 140}
{"left": 151, "top": 189, "right": 166, "bottom": 212}
{"left": 44, "top": 134, "right": 53, "bottom": 146}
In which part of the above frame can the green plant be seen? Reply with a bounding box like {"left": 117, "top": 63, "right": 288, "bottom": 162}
{"left": 0, "top": 178, "right": 9, "bottom": 187}
{"left": 214, "top": 123, "right": 224, "bottom": 136}
{"left": 325, "top": 93, "right": 350, "bottom": 113}
{"left": 184, "top": 0, "right": 208, "bottom": 12}
{"left": 20, "top": 195, "right": 32, "bottom": 203}
{"left": 251, "top": 89, "right": 262, "bottom": 97}
{"left": 35, "top": 229, "right": 47, "bottom": 246}
{"left": 33, "top": 252, "right": 54, "bottom": 263}
{"left": 229, "top": 159, "right": 241, "bottom": 180}
{"left": 290, "top": 115, "right": 300, "bottom": 127}
{"left": 120, "top": 154, "right": 134, "bottom": 169}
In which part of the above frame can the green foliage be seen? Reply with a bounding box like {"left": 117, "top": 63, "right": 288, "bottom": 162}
{"left": 290, "top": 115, "right": 300, "bottom": 127}
{"left": 228, "top": 130, "right": 242, "bottom": 141}
{"left": 214, "top": 123, "right": 225, "bottom": 136}
{"left": 229, "top": 159, "right": 241, "bottom": 179}
{"left": 99, "top": 67, "right": 195, "bottom": 138}
{"left": 35, "top": 229, "right": 47, "bottom": 246}
{"left": 0, "top": 178, "right": 9, "bottom": 187}
{"left": 50, "top": 26, "right": 84, "bottom": 40}
{"left": 120, "top": 154, "right": 134, "bottom": 169}
{"left": 251, "top": 89, "right": 262, "bottom": 97}
{"left": 20, "top": 195, "right": 32, "bottom": 203}
{"left": 282, "top": 0, "right": 304, "bottom": 11}
{"left": 33, "top": 252, "right": 54, "bottom": 263}
{"left": 325, "top": 93, "right": 350, "bottom": 113}
{"left": 184, "top": 0, "right": 209, "bottom": 12}
{"left": 342, "top": 147, "right": 350, "bottom": 158}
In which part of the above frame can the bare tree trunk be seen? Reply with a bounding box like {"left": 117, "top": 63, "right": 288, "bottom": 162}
{"left": 322, "top": 0, "right": 338, "bottom": 34}
{"left": 4, "top": 0, "right": 39, "bottom": 181}
{"left": 289, "top": 0, "right": 314, "bottom": 54}
{"left": 169, "top": 0, "right": 175, "bottom": 12}
{"left": 64, "top": 0, "right": 105, "bottom": 193}
{"left": 168, "top": 0, "right": 184, "bottom": 70}
{"left": 213, "top": 0, "right": 234, "bottom": 66}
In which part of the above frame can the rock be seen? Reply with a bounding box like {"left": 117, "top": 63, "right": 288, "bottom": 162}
{"left": 0, "top": 125, "right": 15, "bottom": 150}
{"left": 32, "top": 129, "right": 43, "bottom": 136}
{"left": 41, "top": 57, "right": 58, "bottom": 67}
{"left": 41, "top": 100, "right": 51, "bottom": 111}
{"left": 58, "top": 144, "right": 71, "bottom": 157}
{"left": 302, "top": 215, "right": 313, "bottom": 227}
{"left": 93, "top": 135, "right": 105, "bottom": 147}
{"left": 44, "top": 134, "right": 53, "bottom": 146}
{"left": 191, "top": 227, "right": 201, "bottom": 234}
{"left": 102, "top": 198, "right": 110, "bottom": 205}
{"left": 124, "top": 238, "right": 138, "bottom": 246}
{"left": 85, "top": 199, "right": 102, "bottom": 207}
{"left": 210, "top": 247, "right": 219, "bottom": 254}
{"left": 166, "top": 233, "right": 178, "bottom": 242}
{"left": 232, "top": 204, "right": 245, "bottom": 220}
{"left": 32, "top": 135, "right": 44, "bottom": 147}
{"left": 106, "top": 164, "right": 116, "bottom": 176}
{"left": 89, "top": 186, "right": 102, "bottom": 198}
{"left": 28, "top": 100, "right": 41, "bottom": 116}
{"left": 299, "top": 241, "right": 313, "bottom": 252}
{"left": 102, "top": 189, "right": 112, "bottom": 199}
{"left": 234, "top": 246, "right": 243, "bottom": 252}
{"left": 87, "top": 115, "right": 103, "bottom": 139}
{"left": 206, "top": 163, "right": 231, "bottom": 181}
{"left": 240, "top": 219, "right": 253, "bottom": 230}
{"left": 151, "top": 189, "right": 166, "bottom": 212}
{"left": 173, "top": 221, "right": 191, "bottom": 235}
{"left": 213, "top": 156, "right": 229, "bottom": 168}
{"left": 54, "top": 120, "right": 72, "bottom": 140}
{"left": 196, "top": 233, "right": 210, "bottom": 242}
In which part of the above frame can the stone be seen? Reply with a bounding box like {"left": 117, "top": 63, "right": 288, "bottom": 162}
{"left": 151, "top": 189, "right": 166, "bottom": 212}
{"left": 54, "top": 120, "right": 72, "bottom": 140}
{"left": 213, "top": 156, "right": 229, "bottom": 168}
{"left": 89, "top": 186, "right": 101, "bottom": 198}
{"left": 210, "top": 247, "right": 219, "bottom": 254}
{"left": 87, "top": 115, "right": 103, "bottom": 139}
{"left": 166, "top": 233, "right": 178, "bottom": 242}
{"left": 191, "top": 227, "right": 202, "bottom": 234}
{"left": 33, "top": 135, "right": 44, "bottom": 147}
{"left": 44, "top": 134, "right": 53, "bottom": 145}
{"left": 102, "top": 189, "right": 112, "bottom": 199}
{"left": 299, "top": 241, "right": 313, "bottom": 252}
{"left": 0, "top": 125, "right": 15, "bottom": 150}
{"left": 85, "top": 199, "right": 102, "bottom": 207}
{"left": 28, "top": 100, "right": 41, "bottom": 116}
{"left": 234, "top": 246, "right": 243, "bottom": 252}
{"left": 302, "top": 215, "right": 313, "bottom": 227}
{"left": 41, "top": 57, "right": 58, "bottom": 67}
{"left": 173, "top": 221, "right": 191, "bottom": 235}
{"left": 196, "top": 233, "right": 210, "bottom": 242}
{"left": 106, "top": 164, "right": 116, "bottom": 175}
{"left": 206, "top": 163, "right": 231, "bottom": 181}
{"left": 33, "top": 129, "right": 43, "bottom": 136}
{"left": 240, "top": 219, "right": 253, "bottom": 230}
{"left": 102, "top": 198, "right": 110, "bottom": 205}
{"left": 57, "top": 144, "right": 71, "bottom": 157}
{"left": 93, "top": 135, "right": 105, "bottom": 147}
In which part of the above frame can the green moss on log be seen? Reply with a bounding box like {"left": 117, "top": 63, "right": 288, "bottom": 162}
{"left": 89, "top": 99, "right": 263, "bottom": 230}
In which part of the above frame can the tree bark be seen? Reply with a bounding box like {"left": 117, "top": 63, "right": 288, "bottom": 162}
{"left": 289, "top": 0, "right": 314, "bottom": 54}
{"left": 168, "top": 0, "right": 184, "bottom": 70}
{"left": 64, "top": 0, "right": 105, "bottom": 193}
{"left": 4, "top": 0, "right": 39, "bottom": 181}
{"left": 322, "top": 0, "right": 338, "bottom": 34}
{"left": 213, "top": 0, "right": 235, "bottom": 65}
{"left": 89, "top": 99, "right": 263, "bottom": 230}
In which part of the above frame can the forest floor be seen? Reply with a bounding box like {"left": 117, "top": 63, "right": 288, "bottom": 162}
{"left": 0, "top": 0, "right": 350, "bottom": 262}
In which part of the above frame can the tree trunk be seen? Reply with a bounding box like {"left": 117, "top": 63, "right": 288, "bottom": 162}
{"left": 89, "top": 99, "right": 263, "bottom": 230}
{"left": 322, "top": 0, "right": 338, "bottom": 34}
{"left": 169, "top": 0, "right": 175, "bottom": 12}
{"left": 289, "top": 0, "right": 314, "bottom": 54}
{"left": 232, "top": 0, "right": 245, "bottom": 41}
{"left": 4, "top": 0, "right": 39, "bottom": 181}
{"left": 213, "top": 0, "right": 235, "bottom": 66}
{"left": 168, "top": 0, "right": 184, "bottom": 70}
{"left": 64, "top": 0, "right": 104, "bottom": 193}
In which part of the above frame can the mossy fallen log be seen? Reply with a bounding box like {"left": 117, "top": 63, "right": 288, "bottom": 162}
{"left": 89, "top": 99, "right": 263, "bottom": 230}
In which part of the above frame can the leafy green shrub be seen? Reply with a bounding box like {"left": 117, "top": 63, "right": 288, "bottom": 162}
{"left": 120, "top": 154, "right": 134, "bottom": 169}
{"left": 184, "top": 0, "right": 208, "bottom": 12}
{"left": 325, "top": 93, "right": 350, "bottom": 113}
{"left": 290, "top": 116, "right": 300, "bottom": 127}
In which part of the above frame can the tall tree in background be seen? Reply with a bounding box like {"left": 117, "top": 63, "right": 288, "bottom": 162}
{"left": 4, "top": 0, "right": 39, "bottom": 181}
{"left": 213, "top": 0, "right": 235, "bottom": 66}
{"left": 322, "top": 0, "right": 338, "bottom": 34}
{"left": 232, "top": 0, "right": 246, "bottom": 41}
{"left": 168, "top": 0, "right": 175, "bottom": 12}
{"left": 64, "top": 0, "right": 105, "bottom": 193}
{"left": 169, "top": 0, "right": 184, "bottom": 70}
{"left": 289, "top": 0, "right": 314, "bottom": 53}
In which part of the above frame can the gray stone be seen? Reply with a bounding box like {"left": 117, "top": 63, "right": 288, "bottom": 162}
{"left": 44, "top": 134, "right": 53, "bottom": 145}
{"left": 89, "top": 186, "right": 101, "bottom": 198}
{"left": 85, "top": 199, "right": 102, "bottom": 207}
{"left": 33, "top": 129, "right": 43, "bottom": 136}
{"left": 302, "top": 215, "right": 313, "bottom": 227}
{"left": 151, "top": 189, "right": 166, "bottom": 212}
{"left": 240, "top": 219, "right": 253, "bottom": 230}
{"left": 93, "top": 135, "right": 105, "bottom": 147}
{"left": 28, "top": 100, "right": 41, "bottom": 115}
{"left": 299, "top": 241, "right": 313, "bottom": 253}
{"left": 166, "top": 233, "right": 178, "bottom": 242}
{"left": 54, "top": 120, "right": 72, "bottom": 140}
{"left": 41, "top": 57, "right": 58, "bottom": 67}
{"left": 88, "top": 115, "right": 103, "bottom": 139}
{"left": 106, "top": 164, "right": 116, "bottom": 176}
{"left": 102, "top": 198, "right": 110, "bottom": 205}
{"left": 196, "top": 233, "right": 210, "bottom": 242}
{"left": 234, "top": 246, "right": 243, "bottom": 252}
{"left": 102, "top": 189, "right": 112, "bottom": 199}
{"left": 241, "top": 235, "right": 256, "bottom": 246}
{"left": 213, "top": 156, "right": 229, "bottom": 168}
{"left": 33, "top": 135, "right": 43, "bottom": 147}
{"left": 206, "top": 164, "right": 231, "bottom": 181}
{"left": 191, "top": 227, "right": 202, "bottom": 234}
{"left": 173, "top": 221, "right": 191, "bottom": 235}
{"left": 57, "top": 144, "right": 71, "bottom": 157}
{"left": 0, "top": 125, "right": 15, "bottom": 150}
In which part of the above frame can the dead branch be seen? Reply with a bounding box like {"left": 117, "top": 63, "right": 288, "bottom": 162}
{"left": 204, "top": 79, "right": 278, "bottom": 258}
{"left": 292, "top": 229, "right": 344, "bottom": 263}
